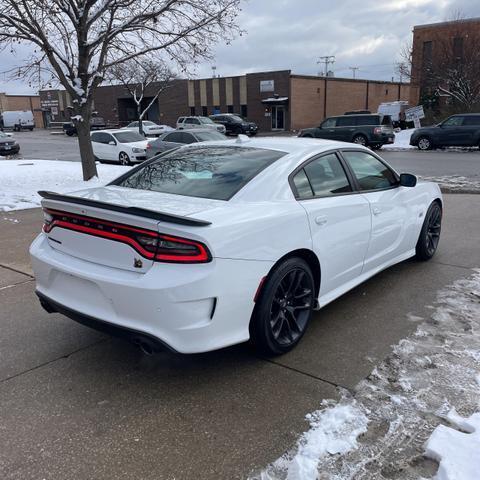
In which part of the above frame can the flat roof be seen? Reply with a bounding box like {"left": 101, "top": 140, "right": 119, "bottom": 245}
{"left": 414, "top": 17, "right": 480, "bottom": 30}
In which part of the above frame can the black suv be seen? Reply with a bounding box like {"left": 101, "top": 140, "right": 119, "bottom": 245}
{"left": 63, "top": 116, "right": 106, "bottom": 136}
{"left": 209, "top": 114, "right": 258, "bottom": 136}
{"left": 410, "top": 113, "right": 480, "bottom": 150}
{"left": 299, "top": 114, "right": 394, "bottom": 149}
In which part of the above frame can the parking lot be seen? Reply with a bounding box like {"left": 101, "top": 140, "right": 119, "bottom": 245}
{"left": 1, "top": 129, "right": 480, "bottom": 479}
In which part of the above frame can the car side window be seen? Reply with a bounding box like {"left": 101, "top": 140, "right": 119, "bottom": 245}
{"left": 462, "top": 116, "right": 480, "bottom": 126}
{"left": 336, "top": 116, "right": 354, "bottom": 127}
{"left": 184, "top": 118, "right": 194, "bottom": 124}
{"left": 182, "top": 133, "right": 196, "bottom": 144}
{"left": 91, "top": 132, "right": 101, "bottom": 143}
{"left": 321, "top": 117, "right": 337, "bottom": 128}
{"left": 343, "top": 151, "right": 398, "bottom": 191}
{"left": 104, "top": 134, "right": 115, "bottom": 145}
{"left": 442, "top": 116, "right": 463, "bottom": 127}
{"left": 293, "top": 153, "right": 352, "bottom": 199}
{"left": 355, "top": 115, "right": 379, "bottom": 126}
{"left": 164, "top": 132, "right": 184, "bottom": 143}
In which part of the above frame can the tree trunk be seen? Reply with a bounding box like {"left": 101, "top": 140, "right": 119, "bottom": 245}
{"left": 137, "top": 103, "right": 144, "bottom": 137}
{"left": 76, "top": 120, "right": 98, "bottom": 181}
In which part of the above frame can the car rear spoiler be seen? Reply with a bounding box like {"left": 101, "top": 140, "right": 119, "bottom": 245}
{"left": 38, "top": 191, "right": 212, "bottom": 227}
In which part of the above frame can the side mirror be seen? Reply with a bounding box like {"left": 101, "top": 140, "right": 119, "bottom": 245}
{"left": 108, "top": 140, "right": 116, "bottom": 146}
{"left": 400, "top": 173, "right": 417, "bottom": 187}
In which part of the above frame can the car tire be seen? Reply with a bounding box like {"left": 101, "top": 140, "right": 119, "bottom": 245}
{"left": 417, "top": 136, "right": 433, "bottom": 151}
{"left": 415, "top": 201, "right": 442, "bottom": 261}
{"left": 352, "top": 134, "right": 368, "bottom": 146}
{"left": 234, "top": 125, "right": 243, "bottom": 136}
{"left": 370, "top": 144, "right": 382, "bottom": 150}
{"left": 250, "top": 257, "right": 315, "bottom": 355}
{"left": 119, "top": 152, "right": 131, "bottom": 166}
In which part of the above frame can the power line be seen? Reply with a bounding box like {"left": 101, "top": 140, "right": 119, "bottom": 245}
{"left": 317, "top": 55, "right": 335, "bottom": 76}
{"left": 349, "top": 66, "right": 359, "bottom": 79}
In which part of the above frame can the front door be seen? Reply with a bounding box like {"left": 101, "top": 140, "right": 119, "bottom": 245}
{"left": 341, "top": 149, "right": 414, "bottom": 272}
{"left": 440, "top": 115, "right": 467, "bottom": 146}
{"left": 291, "top": 152, "right": 371, "bottom": 298}
{"left": 271, "top": 106, "right": 285, "bottom": 130}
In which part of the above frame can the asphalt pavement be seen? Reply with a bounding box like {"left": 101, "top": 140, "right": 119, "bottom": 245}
{"left": 1, "top": 194, "right": 480, "bottom": 479}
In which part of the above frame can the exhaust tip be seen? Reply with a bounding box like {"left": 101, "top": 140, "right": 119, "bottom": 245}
{"left": 134, "top": 338, "right": 156, "bottom": 356}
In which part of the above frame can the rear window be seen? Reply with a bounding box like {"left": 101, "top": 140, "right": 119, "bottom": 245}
{"left": 113, "top": 146, "right": 286, "bottom": 200}
{"left": 194, "top": 131, "right": 226, "bottom": 141}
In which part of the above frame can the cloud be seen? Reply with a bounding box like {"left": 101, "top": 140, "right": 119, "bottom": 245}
{"left": 0, "top": 0, "right": 478, "bottom": 94}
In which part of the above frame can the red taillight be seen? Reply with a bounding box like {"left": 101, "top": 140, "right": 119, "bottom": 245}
{"left": 374, "top": 127, "right": 382, "bottom": 135}
{"left": 146, "top": 143, "right": 152, "bottom": 149}
{"left": 42, "top": 208, "right": 211, "bottom": 263}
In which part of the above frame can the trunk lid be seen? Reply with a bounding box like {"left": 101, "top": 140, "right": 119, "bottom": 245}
{"left": 40, "top": 187, "right": 222, "bottom": 273}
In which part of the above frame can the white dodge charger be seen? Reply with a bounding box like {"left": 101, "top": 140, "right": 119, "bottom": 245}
{"left": 30, "top": 137, "right": 442, "bottom": 355}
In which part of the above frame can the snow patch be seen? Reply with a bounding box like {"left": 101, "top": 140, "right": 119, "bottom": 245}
{"left": 0, "top": 160, "right": 131, "bottom": 211}
{"left": 382, "top": 128, "right": 416, "bottom": 150}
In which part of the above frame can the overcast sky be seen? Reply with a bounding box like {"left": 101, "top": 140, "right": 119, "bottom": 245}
{"left": 0, "top": 0, "right": 478, "bottom": 95}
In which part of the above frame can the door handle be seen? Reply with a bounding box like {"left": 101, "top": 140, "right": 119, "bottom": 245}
{"left": 315, "top": 215, "right": 328, "bottom": 226}
{"left": 372, "top": 207, "right": 381, "bottom": 216}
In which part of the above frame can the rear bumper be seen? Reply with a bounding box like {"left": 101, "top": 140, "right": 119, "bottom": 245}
{"left": 30, "top": 234, "right": 273, "bottom": 353}
{"left": 371, "top": 133, "right": 395, "bottom": 145}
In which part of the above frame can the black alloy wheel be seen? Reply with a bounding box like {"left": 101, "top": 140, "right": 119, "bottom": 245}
{"left": 416, "top": 202, "right": 442, "bottom": 261}
{"left": 353, "top": 134, "right": 368, "bottom": 146}
{"left": 250, "top": 257, "right": 315, "bottom": 355}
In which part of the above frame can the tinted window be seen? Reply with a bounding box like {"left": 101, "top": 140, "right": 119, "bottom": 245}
{"left": 91, "top": 132, "right": 113, "bottom": 144}
{"left": 182, "top": 132, "right": 196, "bottom": 144}
{"left": 442, "top": 116, "right": 463, "bottom": 127}
{"left": 321, "top": 117, "right": 337, "bottom": 128}
{"left": 462, "top": 116, "right": 480, "bottom": 126}
{"left": 114, "top": 146, "right": 286, "bottom": 200}
{"left": 343, "top": 151, "right": 398, "bottom": 191}
{"left": 163, "top": 132, "right": 184, "bottom": 143}
{"left": 303, "top": 153, "right": 352, "bottom": 197}
{"left": 177, "top": 117, "right": 185, "bottom": 123}
{"left": 336, "top": 116, "right": 355, "bottom": 127}
{"left": 292, "top": 169, "right": 313, "bottom": 199}
{"left": 199, "top": 117, "right": 215, "bottom": 124}
{"left": 184, "top": 118, "right": 196, "bottom": 124}
{"left": 194, "top": 131, "right": 226, "bottom": 142}
{"left": 113, "top": 131, "right": 145, "bottom": 143}
{"left": 355, "top": 115, "right": 380, "bottom": 126}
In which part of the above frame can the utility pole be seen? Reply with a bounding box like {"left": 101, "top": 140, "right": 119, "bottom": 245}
{"left": 211, "top": 65, "right": 217, "bottom": 78}
{"left": 317, "top": 56, "right": 335, "bottom": 76}
{"left": 349, "top": 66, "right": 359, "bottom": 79}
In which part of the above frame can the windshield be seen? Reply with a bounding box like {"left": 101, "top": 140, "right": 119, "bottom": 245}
{"left": 194, "top": 131, "right": 226, "bottom": 142}
{"left": 112, "top": 146, "right": 286, "bottom": 200}
{"left": 199, "top": 117, "right": 215, "bottom": 124}
{"left": 142, "top": 121, "right": 155, "bottom": 126}
{"left": 229, "top": 115, "right": 244, "bottom": 122}
{"left": 113, "top": 131, "right": 145, "bottom": 143}
{"left": 0, "top": 132, "right": 8, "bottom": 138}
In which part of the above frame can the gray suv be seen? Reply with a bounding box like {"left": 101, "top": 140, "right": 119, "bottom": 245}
{"left": 299, "top": 114, "right": 395, "bottom": 149}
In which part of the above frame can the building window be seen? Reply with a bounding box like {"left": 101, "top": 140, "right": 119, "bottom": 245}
{"left": 202, "top": 106, "right": 208, "bottom": 117}
{"left": 422, "top": 41, "right": 433, "bottom": 67}
{"left": 453, "top": 37, "right": 463, "bottom": 61}
{"left": 241, "top": 105, "right": 248, "bottom": 118}
{"left": 227, "top": 105, "right": 234, "bottom": 113}
{"left": 190, "top": 106, "right": 196, "bottom": 116}
{"left": 213, "top": 106, "right": 220, "bottom": 114}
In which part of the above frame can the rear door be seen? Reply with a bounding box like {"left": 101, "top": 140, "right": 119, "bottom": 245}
{"left": 291, "top": 151, "right": 371, "bottom": 297}
{"left": 341, "top": 149, "right": 414, "bottom": 272}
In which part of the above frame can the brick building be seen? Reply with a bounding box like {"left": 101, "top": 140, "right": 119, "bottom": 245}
{"left": 40, "top": 70, "right": 414, "bottom": 132}
{"left": 411, "top": 17, "right": 480, "bottom": 105}
{"left": 0, "top": 93, "right": 43, "bottom": 128}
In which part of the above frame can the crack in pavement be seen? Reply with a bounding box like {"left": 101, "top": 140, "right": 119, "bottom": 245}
{"left": 0, "top": 279, "right": 34, "bottom": 291}
{"left": 0, "top": 263, "right": 34, "bottom": 279}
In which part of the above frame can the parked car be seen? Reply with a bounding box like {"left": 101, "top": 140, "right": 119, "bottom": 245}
{"left": 176, "top": 116, "right": 226, "bottom": 134}
{"left": 0, "top": 110, "right": 34, "bottom": 131}
{"left": 63, "top": 117, "right": 106, "bottom": 136}
{"left": 410, "top": 114, "right": 480, "bottom": 150}
{"left": 209, "top": 114, "right": 258, "bottom": 136}
{"left": 146, "top": 129, "right": 227, "bottom": 158}
{"left": 124, "top": 121, "right": 174, "bottom": 137}
{"left": 0, "top": 131, "right": 20, "bottom": 155}
{"left": 299, "top": 114, "right": 395, "bottom": 149}
{"left": 31, "top": 137, "right": 442, "bottom": 356}
{"left": 90, "top": 129, "right": 149, "bottom": 165}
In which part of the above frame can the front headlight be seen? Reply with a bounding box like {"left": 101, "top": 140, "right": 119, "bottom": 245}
{"left": 132, "top": 147, "right": 145, "bottom": 153}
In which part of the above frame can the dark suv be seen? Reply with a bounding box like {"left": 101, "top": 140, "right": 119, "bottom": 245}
{"left": 410, "top": 113, "right": 480, "bottom": 150}
{"left": 299, "top": 114, "right": 394, "bottom": 149}
{"left": 209, "top": 114, "right": 258, "bottom": 136}
{"left": 63, "top": 116, "right": 106, "bottom": 136}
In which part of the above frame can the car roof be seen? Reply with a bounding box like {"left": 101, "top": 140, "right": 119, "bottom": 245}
{"left": 91, "top": 129, "right": 134, "bottom": 134}
{"left": 165, "top": 128, "right": 220, "bottom": 134}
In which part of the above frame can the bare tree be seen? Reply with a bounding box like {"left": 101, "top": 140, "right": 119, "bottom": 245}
{"left": 0, "top": 0, "right": 241, "bottom": 180}
{"left": 109, "top": 60, "right": 174, "bottom": 136}
{"left": 394, "top": 42, "right": 413, "bottom": 83}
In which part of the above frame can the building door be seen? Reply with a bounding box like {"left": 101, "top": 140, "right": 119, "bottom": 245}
{"left": 271, "top": 106, "right": 285, "bottom": 130}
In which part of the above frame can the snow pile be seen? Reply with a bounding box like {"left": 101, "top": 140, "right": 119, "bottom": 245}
{"left": 251, "top": 270, "right": 480, "bottom": 479}
{"left": 383, "top": 129, "right": 416, "bottom": 150}
{"left": 420, "top": 175, "right": 480, "bottom": 193}
{"left": 425, "top": 410, "right": 480, "bottom": 480}
{"left": 0, "top": 160, "right": 130, "bottom": 211}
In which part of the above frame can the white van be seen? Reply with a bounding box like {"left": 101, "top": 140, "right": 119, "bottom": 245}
{"left": 0, "top": 110, "right": 35, "bottom": 131}
{"left": 377, "top": 101, "right": 409, "bottom": 128}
